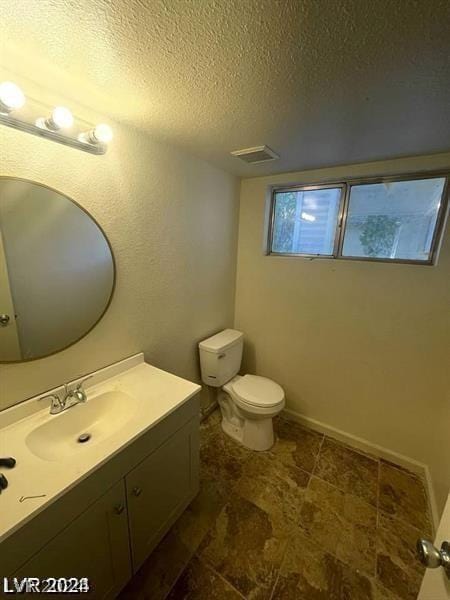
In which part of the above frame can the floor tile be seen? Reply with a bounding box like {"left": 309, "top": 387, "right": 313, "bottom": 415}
{"left": 173, "top": 475, "right": 228, "bottom": 555}
{"left": 120, "top": 411, "right": 432, "bottom": 599}
{"left": 375, "top": 512, "right": 425, "bottom": 600}
{"left": 198, "top": 493, "right": 287, "bottom": 600}
{"left": 200, "top": 427, "right": 251, "bottom": 490}
{"left": 271, "top": 417, "right": 323, "bottom": 473}
{"left": 234, "top": 451, "right": 310, "bottom": 537}
{"left": 376, "top": 554, "right": 422, "bottom": 600}
{"left": 314, "top": 437, "right": 379, "bottom": 506}
{"left": 118, "top": 529, "right": 190, "bottom": 600}
{"left": 119, "top": 468, "right": 228, "bottom": 600}
{"left": 336, "top": 493, "right": 377, "bottom": 576}
{"left": 377, "top": 512, "right": 425, "bottom": 575}
{"left": 166, "top": 555, "right": 242, "bottom": 600}
{"left": 379, "top": 461, "right": 431, "bottom": 534}
{"left": 273, "top": 529, "right": 374, "bottom": 599}
{"left": 199, "top": 408, "right": 222, "bottom": 447}
{"left": 379, "top": 459, "right": 420, "bottom": 478}
{"left": 298, "top": 477, "right": 377, "bottom": 575}
{"left": 371, "top": 580, "right": 404, "bottom": 600}
{"left": 298, "top": 477, "right": 346, "bottom": 556}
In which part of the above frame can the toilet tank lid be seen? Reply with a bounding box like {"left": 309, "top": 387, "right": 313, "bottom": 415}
{"left": 199, "top": 329, "right": 243, "bottom": 353}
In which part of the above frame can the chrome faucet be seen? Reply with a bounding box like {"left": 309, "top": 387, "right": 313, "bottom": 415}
{"left": 64, "top": 376, "right": 92, "bottom": 409}
{"left": 40, "top": 376, "right": 93, "bottom": 415}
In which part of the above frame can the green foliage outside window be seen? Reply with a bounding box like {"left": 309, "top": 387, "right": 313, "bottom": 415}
{"left": 359, "top": 215, "right": 398, "bottom": 257}
{"left": 273, "top": 192, "right": 297, "bottom": 252}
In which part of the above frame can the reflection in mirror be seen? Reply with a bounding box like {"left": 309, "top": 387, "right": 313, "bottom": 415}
{"left": 0, "top": 178, "right": 115, "bottom": 362}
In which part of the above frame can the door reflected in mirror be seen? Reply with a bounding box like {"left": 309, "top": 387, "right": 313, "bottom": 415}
{"left": 0, "top": 178, "right": 115, "bottom": 362}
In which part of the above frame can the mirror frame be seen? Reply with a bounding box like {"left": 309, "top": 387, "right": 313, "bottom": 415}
{"left": 0, "top": 176, "right": 116, "bottom": 364}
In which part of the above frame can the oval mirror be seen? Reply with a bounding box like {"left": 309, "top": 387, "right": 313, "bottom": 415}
{"left": 0, "top": 178, "right": 115, "bottom": 362}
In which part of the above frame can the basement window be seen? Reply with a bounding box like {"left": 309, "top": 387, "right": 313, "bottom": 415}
{"left": 268, "top": 174, "right": 448, "bottom": 264}
{"left": 270, "top": 185, "right": 343, "bottom": 256}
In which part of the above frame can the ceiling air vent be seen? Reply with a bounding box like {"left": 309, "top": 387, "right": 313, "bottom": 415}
{"left": 230, "top": 145, "right": 279, "bottom": 164}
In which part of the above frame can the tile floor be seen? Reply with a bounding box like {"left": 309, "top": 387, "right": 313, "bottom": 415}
{"left": 119, "top": 410, "right": 432, "bottom": 600}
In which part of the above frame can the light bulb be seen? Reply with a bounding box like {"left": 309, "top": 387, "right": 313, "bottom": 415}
{"left": 91, "top": 123, "right": 113, "bottom": 144}
{"left": 0, "top": 81, "right": 25, "bottom": 112}
{"left": 48, "top": 106, "right": 73, "bottom": 130}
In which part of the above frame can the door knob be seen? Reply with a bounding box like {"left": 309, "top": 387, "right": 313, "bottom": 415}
{"left": 132, "top": 486, "right": 142, "bottom": 497}
{"left": 417, "top": 539, "right": 450, "bottom": 580}
{"left": 0, "top": 314, "right": 10, "bottom": 326}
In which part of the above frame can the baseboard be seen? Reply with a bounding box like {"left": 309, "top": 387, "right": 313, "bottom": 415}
{"left": 423, "top": 465, "right": 440, "bottom": 534}
{"left": 281, "top": 408, "right": 439, "bottom": 532}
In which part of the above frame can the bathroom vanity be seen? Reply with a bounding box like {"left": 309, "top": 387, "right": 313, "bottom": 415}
{"left": 0, "top": 354, "right": 201, "bottom": 598}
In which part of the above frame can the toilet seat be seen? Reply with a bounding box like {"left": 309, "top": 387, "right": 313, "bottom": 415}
{"left": 231, "top": 375, "right": 284, "bottom": 408}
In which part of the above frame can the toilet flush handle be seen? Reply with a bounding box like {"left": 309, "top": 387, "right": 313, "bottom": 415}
{"left": 218, "top": 353, "right": 226, "bottom": 359}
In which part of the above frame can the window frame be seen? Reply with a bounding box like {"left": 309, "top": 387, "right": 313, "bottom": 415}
{"left": 267, "top": 182, "right": 346, "bottom": 259}
{"left": 267, "top": 171, "right": 450, "bottom": 265}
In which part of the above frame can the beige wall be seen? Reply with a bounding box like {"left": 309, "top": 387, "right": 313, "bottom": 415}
{"left": 0, "top": 116, "right": 239, "bottom": 411}
{"left": 235, "top": 153, "right": 450, "bottom": 514}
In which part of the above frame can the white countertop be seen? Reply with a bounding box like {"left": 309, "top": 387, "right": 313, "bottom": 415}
{"left": 0, "top": 354, "right": 201, "bottom": 543}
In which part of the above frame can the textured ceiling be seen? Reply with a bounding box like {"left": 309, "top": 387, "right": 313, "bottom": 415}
{"left": 1, "top": 0, "right": 450, "bottom": 176}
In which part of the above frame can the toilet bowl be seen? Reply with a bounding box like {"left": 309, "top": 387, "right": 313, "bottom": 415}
{"left": 219, "top": 375, "right": 285, "bottom": 450}
{"left": 198, "top": 329, "right": 285, "bottom": 451}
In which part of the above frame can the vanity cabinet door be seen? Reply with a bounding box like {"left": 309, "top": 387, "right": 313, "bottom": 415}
{"left": 14, "top": 480, "right": 131, "bottom": 599}
{"left": 126, "top": 417, "right": 199, "bottom": 572}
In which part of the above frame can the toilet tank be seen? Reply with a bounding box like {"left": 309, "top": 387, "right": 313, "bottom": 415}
{"left": 199, "top": 329, "right": 244, "bottom": 387}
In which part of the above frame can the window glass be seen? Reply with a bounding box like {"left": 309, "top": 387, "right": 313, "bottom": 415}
{"left": 341, "top": 178, "right": 445, "bottom": 261}
{"left": 271, "top": 187, "right": 342, "bottom": 255}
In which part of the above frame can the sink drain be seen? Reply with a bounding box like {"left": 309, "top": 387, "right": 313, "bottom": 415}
{"left": 77, "top": 433, "right": 91, "bottom": 443}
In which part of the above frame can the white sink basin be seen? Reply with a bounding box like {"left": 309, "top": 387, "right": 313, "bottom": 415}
{"left": 0, "top": 355, "right": 201, "bottom": 545}
{"left": 25, "top": 391, "right": 138, "bottom": 461}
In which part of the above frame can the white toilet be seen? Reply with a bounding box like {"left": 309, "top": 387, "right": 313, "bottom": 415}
{"left": 199, "top": 329, "right": 285, "bottom": 451}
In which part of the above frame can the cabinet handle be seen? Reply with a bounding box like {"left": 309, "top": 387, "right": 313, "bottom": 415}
{"left": 114, "top": 503, "right": 125, "bottom": 515}
{"left": 132, "top": 486, "right": 142, "bottom": 497}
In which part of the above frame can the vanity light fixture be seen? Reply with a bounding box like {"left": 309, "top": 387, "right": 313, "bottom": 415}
{"left": 0, "top": 80, "right": 112, "bottom": 155}
{"left": 0, "top": 81, "right": 25, "bottom": 114}
{"left": 79, "top": 123, "right": 113, "bottom": 145}
{"left": 37, "top": 106, "right": 74, "bottom": 131}
{"left": 89, "top": 123, "right": 113, "bottom": 144}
